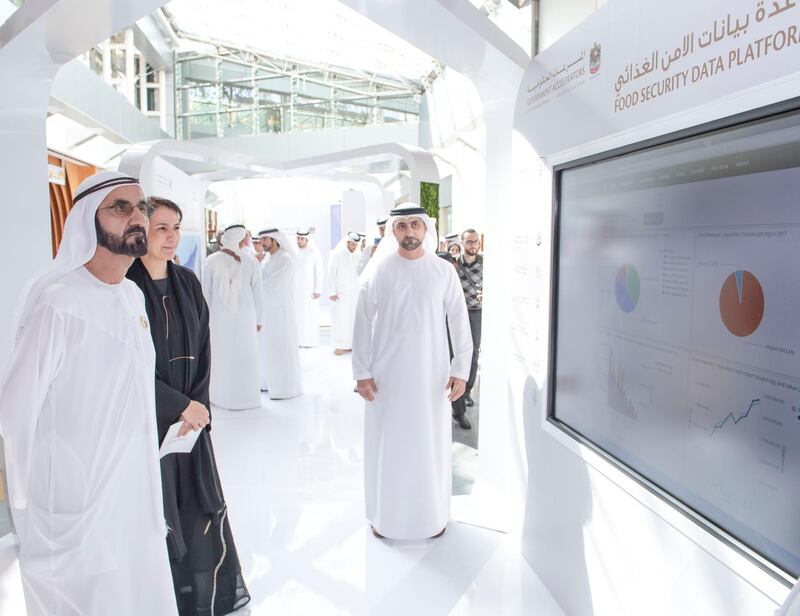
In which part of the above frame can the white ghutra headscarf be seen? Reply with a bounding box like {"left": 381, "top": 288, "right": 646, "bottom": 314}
{"left": 259, "top": 227, "right": 298, "bottom": 261}
{"left": 214, "top": 224, "right": 248, "bottom": 313}
{"left": 359, "top": 203, "right": 438, "bottom": 282}
{"left": 295, "top": 227, "right": 319, "bottom": 253}
{"left": 12, "top": 171, "right": 143, "bottom": 343}
{"left": 330, "top": 230, "right": 362, "bottom": 261}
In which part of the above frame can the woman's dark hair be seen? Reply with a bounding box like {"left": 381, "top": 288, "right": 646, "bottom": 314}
{"left": 147, "top": 196, "right": 183, "bottom": 222}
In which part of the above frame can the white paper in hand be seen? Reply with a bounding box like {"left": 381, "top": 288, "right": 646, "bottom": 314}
{"left": 159, "top": 421, "right": 202, "bottom": 458}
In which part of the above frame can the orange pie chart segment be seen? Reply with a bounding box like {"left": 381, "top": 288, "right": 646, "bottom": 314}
{"left": 719, "top": 270, "right": 764, "bottom": 337}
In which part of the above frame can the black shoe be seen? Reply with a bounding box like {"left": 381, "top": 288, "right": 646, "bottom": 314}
{"left": 465, "top": 395, "right": 474, "bottom": 407}
{"left": 455, "top": 415, "right": 472, "bottom": 430}
{"left": 371, "top": 526, "right": 385, "bottom": 539}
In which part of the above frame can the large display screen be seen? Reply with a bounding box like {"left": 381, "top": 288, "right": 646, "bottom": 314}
{"left": 551, "top": 104, "right": 800, "bottom": 578}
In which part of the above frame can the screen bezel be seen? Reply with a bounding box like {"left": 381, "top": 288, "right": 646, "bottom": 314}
{"left": 547, "top": 95, "right": 800, "bottom": 585}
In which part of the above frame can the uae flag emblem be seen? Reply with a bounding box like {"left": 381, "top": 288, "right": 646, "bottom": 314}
{"left": 590, "top": 43, "right": 601, "bottom": 74}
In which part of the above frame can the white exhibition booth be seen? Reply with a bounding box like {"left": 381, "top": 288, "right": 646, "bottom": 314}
{"left": 1, "top": 0, "right": 799, "bottom": 614}
{"left": 512, "top": 0, "right": 800, "bottom": 614}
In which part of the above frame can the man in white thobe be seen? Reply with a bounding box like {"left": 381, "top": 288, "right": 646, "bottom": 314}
{"left": 328, "top": 231, "right": 361, "bottom": 355}
{"left": 356, "top": 216, "right": 388, "bottom": 276}
{"left": 294, "top": 228, "right": 324, "bottom": 347}
{"left": 203, "top": 224, "right": 263, "bottom": 409}
{"left": 0, "top": 172, "right": 177, "bottom": 616}
{"left": 258, "top": 228, "right": 303, "bottom": 400}
{"left": 242, "top": 228, "right": 258, "bottom": 258}
{"left": 352, "top": 204, "right": 472, "bottom": 540}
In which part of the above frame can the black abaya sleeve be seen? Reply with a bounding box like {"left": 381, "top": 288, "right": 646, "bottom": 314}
{"left": 187, "top": 272, "right": 212, "bottom": 418}
{"left": 155, "top": 378, "right": 192, "bottom": 442}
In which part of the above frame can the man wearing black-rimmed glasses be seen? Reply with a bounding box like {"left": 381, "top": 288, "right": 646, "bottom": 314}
{"left": 451, "top": 229, "right": 483, "bottom": 429}
{"left": 0, "top": 171, "right": 179, "bottom": 615}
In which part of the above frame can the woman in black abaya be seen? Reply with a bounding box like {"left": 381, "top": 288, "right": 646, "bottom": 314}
{"left": 128, "top": 197, "right": 250, "bottom": 616}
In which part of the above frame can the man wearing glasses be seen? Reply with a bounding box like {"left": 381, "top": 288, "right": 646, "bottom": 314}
{"left": 0, "top": 172, "right": 178, "bottom": 615}
{"left": 451, "top": 229, "right": 484, "bottom": 430}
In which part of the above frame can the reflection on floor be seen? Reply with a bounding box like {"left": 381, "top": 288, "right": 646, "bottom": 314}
{"left": 453, "top": 378, "right": 480, "bottom": 496}
{"left": 0, "top": 330, "right": 563, "bottom": 615}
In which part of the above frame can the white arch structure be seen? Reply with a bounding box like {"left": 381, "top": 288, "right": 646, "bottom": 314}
{"left": 117, "top": 139, "right": 439, "bottom": 246}
{"left": 0, "top": 0, "right": 529, "bottom": 574}
{"left": 118, "top": 139, "right": 439, "bottom": 205}
{"left": 0, "top": 0, "right": 167, "bottom": 369}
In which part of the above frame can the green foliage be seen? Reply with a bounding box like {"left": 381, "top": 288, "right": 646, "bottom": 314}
{"left": 420, "top": 182, "right": 440, "bottom": 226}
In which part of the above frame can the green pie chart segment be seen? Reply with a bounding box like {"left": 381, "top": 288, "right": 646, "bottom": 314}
{"left": 615, "top": 264, "right": 640, "bottom": 313}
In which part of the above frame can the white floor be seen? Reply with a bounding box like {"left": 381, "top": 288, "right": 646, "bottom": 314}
{"left": 0, "top": 333, "right": 564, "bottom": 616}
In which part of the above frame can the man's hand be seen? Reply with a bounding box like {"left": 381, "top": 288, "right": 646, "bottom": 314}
{"left": 256, "top": 324, "right": 262, "bottom": 332}
{"left": 446, "top": 377, "right": 467, "bottom": 402}
{"left": 178, "top": 400, "right": 210, "bottom": 437}
{"left": 357, "top": 378, "right": 378, "bottom": 401}
{"left": 330, "top": 294, "right": 339, "bottom": 302}
{"left": 312, "top": 293, "right": 321, "bottom": 299}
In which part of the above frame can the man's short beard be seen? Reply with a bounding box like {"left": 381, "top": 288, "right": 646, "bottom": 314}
{"left": 400, "top": 237, "right": 422, "bottom": 250}
{"left": 95, "top": 216, "right": 148, "bottom": 257}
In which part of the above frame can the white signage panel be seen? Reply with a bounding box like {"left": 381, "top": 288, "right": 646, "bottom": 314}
{"left": 516, "top": 0, "right": 800, "bottom": 158}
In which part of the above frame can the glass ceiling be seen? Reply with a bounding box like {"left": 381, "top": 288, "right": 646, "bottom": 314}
{"left": 0, "top": 0, "right": 24, "bottom": 29}
{"left": 47, "top": 113, "right": 130, "bottom": 169}
{"left": 162, "top": 0, "right": 441, "bottom": 84}
{"left": 466, "top": 0, "right": 533, "bottom": 56}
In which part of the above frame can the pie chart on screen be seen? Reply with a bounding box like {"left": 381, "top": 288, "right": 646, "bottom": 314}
{"left": 719, "top": 270, "right": 764, "bottom": 337}
{"left": 615, "top": 264, "right": 640, "bottom": 313}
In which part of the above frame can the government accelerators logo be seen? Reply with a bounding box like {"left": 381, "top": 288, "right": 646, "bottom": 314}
{"left": 590, "top": 42, "right": 601, "bottom": 74}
